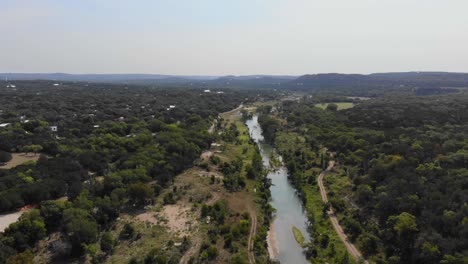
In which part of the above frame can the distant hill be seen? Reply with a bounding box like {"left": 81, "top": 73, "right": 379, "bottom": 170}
{"left": 2, "top": 72, "right": 467, "bottom": 93}
{"left": 292, "top": 72, "right": 468, "bottom": 89}
{"left": 0, "top": 73, "right": 219, "bottom": 82}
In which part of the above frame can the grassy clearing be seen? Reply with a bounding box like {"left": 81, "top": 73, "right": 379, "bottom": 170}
{"left": 292, "top": 226, "right": 305, "bottom": 247}
{"left": 0, "top": 153, "right": 39, "bottom": 169}
{"left": 106, "top": 220, "right": 179, "bottom": 264}
{"left": 315, "top": 102, "right": 354, "bottom": 110}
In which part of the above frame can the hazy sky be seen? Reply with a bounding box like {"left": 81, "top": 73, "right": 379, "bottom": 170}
{"left": 1, "top": 0, "right": 468, "bottom": 75}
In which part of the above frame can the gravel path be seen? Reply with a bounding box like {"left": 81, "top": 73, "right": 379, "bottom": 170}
{"left": 317, "top": 160, "right": 368, "bottom": 263}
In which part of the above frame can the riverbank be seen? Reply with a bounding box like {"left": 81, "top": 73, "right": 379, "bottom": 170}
{"left": 273, "top": 130, "right": 357, "bottom": 263}
{"left": 246, "top": 115, "right": 310, "bottom": 264}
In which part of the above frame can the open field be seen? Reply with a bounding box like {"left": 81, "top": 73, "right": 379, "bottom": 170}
{"left": 315, "top": 102, "right": 354, "bottom": 110}
{"left": 0, "top": 153, "right": 40, "bottom": 169}
{"left": 0, "top": 211, "right": 26, "bottom": 232}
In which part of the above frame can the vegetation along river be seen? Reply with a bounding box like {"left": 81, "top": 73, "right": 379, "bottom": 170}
{"left": 246, "top": 115, "right": 310, "bottom": 264}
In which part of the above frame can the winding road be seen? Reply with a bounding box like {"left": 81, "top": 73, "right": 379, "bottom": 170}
{"left": 317, "top": 160, "right": 368, "bottom": 263}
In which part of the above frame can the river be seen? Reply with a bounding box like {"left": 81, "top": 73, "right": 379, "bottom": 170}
{"left": 246, "top": 115, "right": 310, "bottom": 264}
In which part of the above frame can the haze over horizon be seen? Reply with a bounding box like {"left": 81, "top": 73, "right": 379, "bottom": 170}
{"left": 1, "top": 0, "right": 468, "bottom": 75}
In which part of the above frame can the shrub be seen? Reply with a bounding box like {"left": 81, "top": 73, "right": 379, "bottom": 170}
{"left": 0, "top": 150, "right": 12, "bottom": 163}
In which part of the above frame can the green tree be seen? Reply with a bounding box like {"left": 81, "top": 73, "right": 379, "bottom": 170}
{"left": 6, "top": 250, "right": 34, "bottom": 264}
{"left": 419, "top": 242, "right": 441, "bottom": 264}
{"left": 5, "top": 209, "right": 46, "bottom": 249}
{"left": 357, "top": 232, "right": 378, "bottom": 256}
{"left": 100, "top": 232, "right": 115, "bottom": 254}
{"left": 388, "top": 212, "right": 418, "bottom": 237}
{"left": 326, "top": 103, "right": 338, "bottom": 111}
{"left": 120, "top": 223, "right": 135, "bottom": 240}
{"left": 62, "top": 208, "right": 98, "bottom": 254}
{"left": 22, "top": 144, "right": 42, "bottom": 155}
{"left": 128, "top": 183, "right": 154, "bottom": 206}
{"left": 0, "top": 150, "right": 12, "bottom": 163}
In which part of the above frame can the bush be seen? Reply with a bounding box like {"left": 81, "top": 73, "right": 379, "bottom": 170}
{"left": 100, "top": 232, "right": 115, "bottom": 253}
{"left": 0, "top": 150, "right": 12, "bottom": 163}
{"left": 120, "top": 223, "right": 135, "bottom": 240}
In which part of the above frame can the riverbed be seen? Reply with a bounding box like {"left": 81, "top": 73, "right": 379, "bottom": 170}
{"left": 246, "top": 115, "right": 310, "bottom": 264}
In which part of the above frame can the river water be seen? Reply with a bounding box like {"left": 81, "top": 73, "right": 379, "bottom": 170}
{"left": 246, "top": 115, "right": 310, "bottom": 264}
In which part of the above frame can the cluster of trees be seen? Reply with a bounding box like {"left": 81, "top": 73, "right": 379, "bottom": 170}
{"left": 0, "top": 157, "right": 86, "bottom": 211}
{"left": 258, "top": 115, "right": 281, "bottom": 143}
{"left": 0, "top": 81, "right": 270, "bottom": 262}
{"left": 221, "top": 158, "right": 246, "bottom": 191}
{"left": 197, "top": 200, "right": 252, "bottom": 263}
{"left": 268, "top": 94, "right": 468, "bottom": 263}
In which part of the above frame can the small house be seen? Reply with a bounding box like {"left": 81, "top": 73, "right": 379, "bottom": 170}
{"left": 50, "top": 126, "right": 58, "bottom": 132}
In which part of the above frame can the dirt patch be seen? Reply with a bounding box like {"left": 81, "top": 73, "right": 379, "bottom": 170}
{"left": 197, "top": 170, "right": 223, "bottom": 180}
{"left": 226, "top": 191, "right": 250, "bottom": 213}
{"left": 200, "top": 150, "right": 213, "bottom": 161}
{"left": 0, "top": 211, "right": 25, "bottom": 232}
{"left": 0, "top": 153, "right": 40, "bottom": 169}
{"left": 206, "top": 192, "right": 221, "bottom": 206}
{"left": 135, "top": 211, "right": 159, "bottom": 225}
{"left": 159, "top": 204, "right": 195, "bottom": 237}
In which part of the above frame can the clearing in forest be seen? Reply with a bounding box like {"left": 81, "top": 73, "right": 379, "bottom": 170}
{"left": 315, "top": 102, "right": 354, "bottom": 110}
{"left": 0, "top": 153, "right": 40, "bottom": 169}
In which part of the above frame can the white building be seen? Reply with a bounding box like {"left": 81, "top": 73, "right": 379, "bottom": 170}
{"left": 0, "top": 123, "right": 11, "bottom": 128}
{"left": 50, "top": 126, "right": 58, "bottom": 132}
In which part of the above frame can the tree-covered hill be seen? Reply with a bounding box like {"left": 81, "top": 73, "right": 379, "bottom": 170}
{"left": 260, "top": 93, "right": 468, "bottom": 264}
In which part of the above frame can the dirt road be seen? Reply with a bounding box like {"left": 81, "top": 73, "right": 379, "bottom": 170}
{"left": 317, "top": 161, "right": 368, "bottom": 263}
{"left": 0, "top": 211, "right": 25, "bottom": 232}
{"left": 221, "top": 103, "right": 243, "bottom": 116}
{"left": 247, "top": 205, "right": 257, "bottom": 264}
{"left": 179, "top": 236, "right": 201, "bottom": 264}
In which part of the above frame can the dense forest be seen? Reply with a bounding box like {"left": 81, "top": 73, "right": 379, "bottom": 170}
{"left": 259, "top": 93, "right": 468, "bottom": 264}
{"left": 0, "top": 81, "right": 278, "bottom": 263}
{"left": 1, "top": 79, "right": 467, "bottom": 263}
